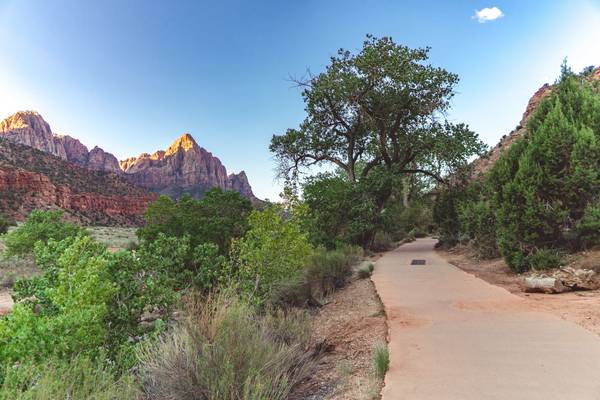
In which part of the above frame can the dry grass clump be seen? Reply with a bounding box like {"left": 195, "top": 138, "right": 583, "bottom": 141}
{"left": 138, "top": 292, "right": 317, "bottom": 400}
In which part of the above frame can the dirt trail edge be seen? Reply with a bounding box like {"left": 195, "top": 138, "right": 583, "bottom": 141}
{"left": 372, "top": 238, "right": 600, "bottom": 400}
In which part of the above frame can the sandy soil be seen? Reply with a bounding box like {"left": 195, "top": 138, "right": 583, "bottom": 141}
{"left": 0, "top": 289, "right": 13, "bottom": 316}
{"left": 293, "top": 274, "right": 388, "bottom": 400}
{"left": 437, "top": 245, "right": 600, "bottom": 337}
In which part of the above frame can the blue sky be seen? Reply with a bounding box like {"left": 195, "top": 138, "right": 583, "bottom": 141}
{"left": 1, "top": 0, "right": 599, "bottom": 200}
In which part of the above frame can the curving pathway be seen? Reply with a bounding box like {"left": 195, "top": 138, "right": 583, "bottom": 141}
{"left": 372, "top": 238, "right": 600, "bottom": 400}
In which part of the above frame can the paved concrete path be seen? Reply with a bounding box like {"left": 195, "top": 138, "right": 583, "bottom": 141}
{"left": 372, "top": 238, "right": 600, "bottom": 400}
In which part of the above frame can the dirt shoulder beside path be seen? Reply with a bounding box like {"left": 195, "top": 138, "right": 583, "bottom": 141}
{"left": 293, "top": 274, "right": 387, "bottom": 400}
{"left": 437, "top": 246, "right": 600, "bottom": 337}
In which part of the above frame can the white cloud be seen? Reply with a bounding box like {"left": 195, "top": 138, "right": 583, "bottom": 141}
{"left": 473, "top": 7, "right": 504, "bottom": 23}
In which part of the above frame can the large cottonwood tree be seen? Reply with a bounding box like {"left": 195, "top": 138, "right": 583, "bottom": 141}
{"left": 270, "top": 36, "right": 485, "bottom": 184}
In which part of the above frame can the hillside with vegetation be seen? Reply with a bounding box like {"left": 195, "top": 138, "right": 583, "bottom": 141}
{"left": 434, "top": 63, "right": 600, "bottom": 272}
{"left": 0, "top": 137, "right": 156, "bottom": 225}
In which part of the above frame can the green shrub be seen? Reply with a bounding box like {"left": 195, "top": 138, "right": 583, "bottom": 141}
{"left": 433, "top": 186, "right": 463, "bottom": 246}
{"left": 267, "top": 273, "right": 313, "bottom": 308}
{"left": 371, "top": 343, "right": 389, "bottom": 380}
{"left": 525, "top": 249, "right": 563, "bottom": 270}
{"left": 1, "top": 234, "right": 180, "bottom": 375}
{"left": 0, "top": 235, "right": 115, "bottom": 370}
{"left": 0, "top": 356, "right": 138, "bottom": 400}
{"left": 3, "top": 210, "right": 85, "bottom": 258}
{"left": 458, "top": 199, "right": 499, "bottom": 259}
{"left": 306, "top": 246, "right": 359, "bottom": 296}
{"left": 137, "top": 292, "right": 316, "bottom": 400}
{"left": 0, "top": 215, "right": 13, "bottom": 235}
{"left": 235, "top": 206, "right": 313, "bottom": 302}
{"left": 357, "top": 263, "right": 373, "bottom": 279}
{"left": 302, "top": 169, "right": 400, "bottom": 249}
{"left": 576, "top": 200, "right": 600, "bottom": 247}
{"left": 371, "top": 231, "right": 394, "bottom": 251}
{"left": 138, "top": 188, "right": 252, "bottom": 254}
{"left": 489, "top": 72, "right": 600, "bottom": 271}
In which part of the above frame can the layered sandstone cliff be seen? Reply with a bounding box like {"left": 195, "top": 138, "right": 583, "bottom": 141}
{"left": 0, "top": 138, "right": 156, "bottom": 225}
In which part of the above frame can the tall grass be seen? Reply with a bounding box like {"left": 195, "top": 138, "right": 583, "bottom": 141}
{"left": 268, "top": 245, "right": 362, "bottom": 308}
{"left": 372, "top": 343, "right": 390, "bottom": 380}
{"left": 306, "top": 246, "right": 362, "bottom": 297}
{"left": 138, "top": 292, "right": 316, "bottom": 400}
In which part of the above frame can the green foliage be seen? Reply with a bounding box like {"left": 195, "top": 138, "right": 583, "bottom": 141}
{"left": 0, "top": 215, "right": 13, "bottom": 235}
{"left": 137, "top": 293, "right": 315, "bottom": 400}
{"left": 0, "top": 235, "right": 115, "bottom": 369}
{"left": 489, "top": 72, "right": 600, "bottom": 271}
{"left": 138, "top": 188, "right": 252, "bottom": 254}
{"left": 371, "top": 231, "right": 394, "bottom": 252}
{"left": 302, "top": 167, "right": 404, "bottom": 249}
{"left": 383, "top": 200, "right": 433, "bottom": 241}
{"left": 235, "top": 206, "right": 313, "bottom": 302}
{"left": 271, "top": 35, "right": 484, "bottom": 186}
{"left": 457, "top": 199, "right": 498, "bottom": 258}
{"left": 305, "top": 247, "right": 357, "bottom": 296}
{"left": 576, "top": 200, "right": 600, "bottom": 247}
{"left": 2, "top": 210, "right": 85, "bottom": 258}
{"left": 434, "top": 65, "right": 600, "bottom": 272}
{"left": 271, "top": 35, "right": 484, "bottom": 253}
{"left": 433, "top": 186, "right": 466, "bottom": 246}
{"left": 524, "top": 249, "right": 563, "bottom": 270}
{"left": 0, "top": 356, "right": 138, "bottom": 400}
{"left": 371, "top": 343, "right": 389, "bottom": 380}
{"left": 0, "top": 233, "right": 181, "bottom": 379}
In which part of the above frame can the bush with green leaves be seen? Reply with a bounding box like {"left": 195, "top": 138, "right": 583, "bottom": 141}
{"left": 2, "top": 210, "right": 85, "bottom": 258}
{"left": 434, "top": 66, "right": 600, "bottom": 271}
{"left": 524, "top": 249, "right": 563, "bottom": 270}
{"left": 234, "top": 205, "right": 313, "bottom": 302}
{"left": 576, "top": 200, "right": 600, "bottom": 248}
{"left": 0, "top": 215, "right": 13, "bottom": 235}
{"left": 302, "top": 168, "right": 402, "bottom": 249}
{"left": 0, "top": 232, "right": 186, "bottom": 381}
{"left": 0, "top": 235, "right": 116, "bottom": 373}
{"left": 433, "top": 186, "right": 466, "bottom": 247}
{"left": 138, "top": 188, "right": 252, "bottom": 254}
{"left": 457, "top": 199, "right": 498, "bottom": 259}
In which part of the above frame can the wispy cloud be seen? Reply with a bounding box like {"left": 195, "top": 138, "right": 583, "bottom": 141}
{"left": 473, "top": 6, "right": 504, "bottom": 23}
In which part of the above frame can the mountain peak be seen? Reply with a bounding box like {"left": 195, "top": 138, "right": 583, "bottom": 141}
{"left": 1, "top": 110, "right": 49, "bottom": 133}
{"left": 165, "top": 133, "right": 198, "bottom": 155}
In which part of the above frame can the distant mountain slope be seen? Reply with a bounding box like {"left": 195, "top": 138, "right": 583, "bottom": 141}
{"left": 0, "top": 137, "right": 156, "bottom": 225}
{"left": 0, "top": 111, "right": 259, "bottom": 201}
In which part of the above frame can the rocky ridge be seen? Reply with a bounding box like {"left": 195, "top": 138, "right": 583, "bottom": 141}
{"left": 471, "top": 67, "right": 600, "bottom": 178}
{"left": 0, "top": 111, "right": 258, "bottom": 201}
